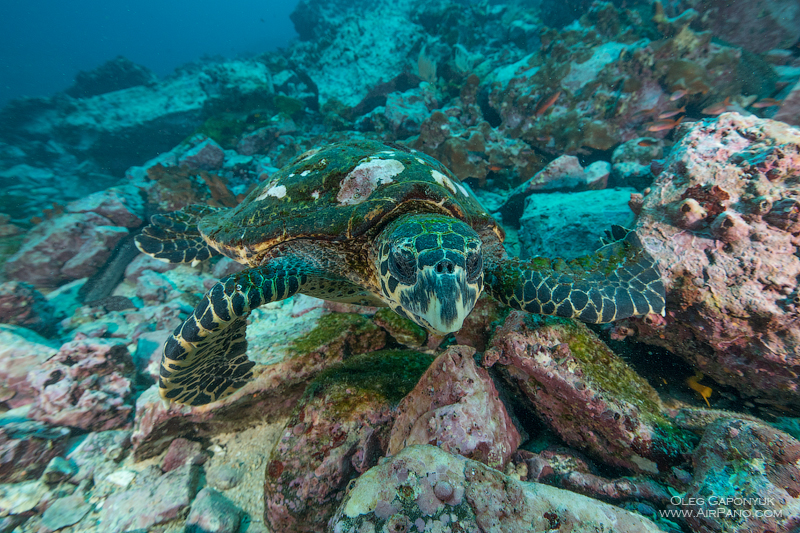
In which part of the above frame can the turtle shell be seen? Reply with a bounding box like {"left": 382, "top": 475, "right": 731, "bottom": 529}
{"left": 200, "top": 140, "right": 502, "bottom": 260}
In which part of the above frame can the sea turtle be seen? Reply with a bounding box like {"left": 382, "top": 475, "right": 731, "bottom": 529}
{"left": 135, "top": 140, "right": 665, "bottom": 406}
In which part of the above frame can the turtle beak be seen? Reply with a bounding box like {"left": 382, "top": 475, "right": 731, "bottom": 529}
{"left": 398, "top": 260, "right": 482, "bottom": 335}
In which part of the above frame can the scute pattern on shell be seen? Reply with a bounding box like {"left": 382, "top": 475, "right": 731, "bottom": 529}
{"left": 197, "top": 140, "right": 496, "bottom": 258}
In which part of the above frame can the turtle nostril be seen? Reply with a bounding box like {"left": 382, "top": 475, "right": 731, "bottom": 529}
{"left": 436, "top": 259, "right": 455, "bottom": 275}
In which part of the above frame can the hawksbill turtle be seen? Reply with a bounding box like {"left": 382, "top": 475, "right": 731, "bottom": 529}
{"left": 135, "top": 140, "right": 665, "bottom": 406}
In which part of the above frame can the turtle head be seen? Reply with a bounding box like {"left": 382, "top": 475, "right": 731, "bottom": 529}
{"left": 376, "top": 214, "right": 483, "bottom": 335}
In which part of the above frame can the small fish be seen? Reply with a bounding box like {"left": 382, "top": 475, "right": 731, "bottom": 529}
{"left": 637, "top": 139, "right": 658, "bottom": 147}
{"left": 658, "top": 106, "right": 686, "bottom": 120}
{"left": 646, "top": 116, "right": 684, "bottom": 132}
{"left": 535, "top": 135, "right": 552, "bottom": 143}
{"left": 535, "top": 91, "right": 561, "bottom": 117}
{"left": 634, "top": 106, "right": 656, "bottom": 117}
{"left": 750, "top": 98, "right": 782, "bottom": 108}
{"left": 701, "top": 96, "right": 731, "bottom": 115}
{"left": 669, "top": 89, "right": 687, "bottom": 101}
{"left": 487, "top": 165, "right": 503, "bottom": 172}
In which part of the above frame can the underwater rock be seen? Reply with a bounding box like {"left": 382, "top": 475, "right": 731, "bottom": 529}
{"left": 689, "top": 0, "right": 800, "bottom": 55}
{"left": 0, "top": 325, "right": 58, "bottom": 408}
{"left": 0, "top": 281, "right": 56, "bottom": 337}
{"left": 516, "top": 447, "right": 672, "bottom": 507}
{"left": 27, "top": 337, "right": 135, "bottom": 431}
{"left": 161, "top": 437, "right": 205, "bottom": 473}
{"left": 775, "top": 78, "right": 800, "bottom": 126}
{"left": 99, "top": 463, "right": 200, "bottom": 532}
{"left": 0, "top": 59, "right": 274, "bottom": 176}
{"left": 40, "top": 492, "right": 92, "bottom": 531}
{"left": 631, "top": 112, "right": 800, "bottom": 406}
{"left": 0, "top": 420, "right": 71, "bottom": 484}
{"left": 264, "top": 349, "right": 432, "bottom": 533}
{"left": 329, "top": 444, "right": 663, "bottom": 533}
{"left": 500, "top": 156, "right": 610, "bottom": 225}
{"left": 288, "top": 1, "right": 421, "bottom": 107}
{"left": 611, "top": 137, "right": 664, "bottom": 190}
{"left": 66, "top": 429, "right": 131, "bottom": 484}
{"left": 451, "top": 295, "right": 505, "bottom": 352}
{"left": 3, "top": 212, "right": 128, "bottom": 288}
{"left": 131, "top": 311, "right": 386, "bottom": 459}
{"left": 518, "top": 187, "right": 637, "bottom": 261}
{"left": 65, "top": 186, "right": 144, "bottom": 228}
{"left": 683, "top": 417, "right": 800, "bottom": 532}
{"left": 65, "top": 56, "right": 158, "bottom": 99}
{"left": 387, "top": 345, "right": 521, "bottom": 469}
{"left": 185, "top": 487, "right": 243, "bottom": 533}
{"left": 484, "top": 312, "right": 695, "bottom": 475}
{"left": 178, "top": 137, "right": 226, "bottom": 171}
{"left": 40, "top": 492, "right": 92, "bottom": 530}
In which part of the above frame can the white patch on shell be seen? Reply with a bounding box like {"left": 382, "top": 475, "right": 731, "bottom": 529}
{"left": 311, "top": 190, "right": 320, "bottom": 199}
{"left": 430, "top": 169, "right": 469, "bottom": 197}
{"left": 301, "top": 170, "right": 311, "bottom": 176}
{"left": 336, "top": 158, "right": 404, "bottom": 205}
{"left": 256, "top": 182, "right": 287, "bottom": 201}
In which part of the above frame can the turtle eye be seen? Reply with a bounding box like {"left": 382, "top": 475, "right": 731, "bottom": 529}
{"left": 389, "top": 248, "right": 417, "bottom": 285}
{"left": 466, "top": 252, "right": 482, "bottom": 282}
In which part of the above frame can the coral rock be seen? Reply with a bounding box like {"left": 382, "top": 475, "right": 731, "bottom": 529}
{"left": 99, "top": 463, "right": 200, "bottom": 532}
{"left": 0, "top": 324, "right": 58, "bottom": 408}
{"left": 683, "top": 417, "right": 800, "bottom": 532}
{"left": 132, "top": 311, "right": 386, "bottom": 459}
{"left": 264, "top": 349, "right": 433, "bottom": 533}
{"left": 0, "top": 282, "right": 56, "bottom": 337}
{"left": 632, "top": 113, "right": 800, "bottom": 406}
{"left": 179, "top": 138, "right": 226, "bottom": 170}
{"left": 329, "top": 444, "right": 663, "bottom": 533}
{"left": 185, "top": 487, "right": 243, "bottom": 533}
{"left": 27, "top": 337, "right": 135, "bottom": 431}
{"left": 0, "top": 420, "right": 71, "bottom": 484}
{"left": 388, "top": 345, "right": 521, "bottom": 469}
{"left": 4, "top": 212, "right": 128, "bottom": 288}
{"left": 65, "top": 186, "right": 144, "bottom": 228}
{"left": 518, "top": 188, "right": 636, "bottom": 260}
{"left": 485, "top": 313, "right": 695, "bottom": 474}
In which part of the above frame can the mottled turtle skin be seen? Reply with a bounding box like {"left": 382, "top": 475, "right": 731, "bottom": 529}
{"left": 136, "top": 140, "right": 665, "bottom": 406}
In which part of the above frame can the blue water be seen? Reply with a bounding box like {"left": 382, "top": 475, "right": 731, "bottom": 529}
{"left": 0, "top": 0, "right": 299, "bottom": 106}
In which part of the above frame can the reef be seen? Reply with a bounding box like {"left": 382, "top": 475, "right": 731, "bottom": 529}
{"left": 0, "top": 0, "right": 799, "bottom": 532}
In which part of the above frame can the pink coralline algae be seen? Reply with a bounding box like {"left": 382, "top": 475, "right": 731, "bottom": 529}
{"left": 628, "top": 112, "right": 800, "bottom": 406}
{"left": 484, "top": 312, "right": 695, "bottom": 475}
{"left": 26, "top": 337, "right": 135, "bottom": 431}
{"left": 387, "top": 345, "right": 521, "bottom": 469}
{"left": 329, "top": 444, "right": 664, "bottom": 533}
{"left": 3, "top": 212, "right": 129, "bottom": 288}
{"left": 0, "top": 281, "right": 56, "bottom": 337}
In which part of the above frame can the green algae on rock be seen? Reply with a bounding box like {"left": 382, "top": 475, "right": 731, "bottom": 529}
{"left": 264, "top": 349, "right": 435, "bottom": 532}
{"left": 485, "top": 311, "right": 697, "bottom": 475}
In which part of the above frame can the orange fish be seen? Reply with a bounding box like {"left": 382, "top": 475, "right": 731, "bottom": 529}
{"left": 487, "top": 165, "right": 503, "bottom": 172}
{"left": 669, "top": 89, "right": 687, "bottom": 101}
{"left": 750, "top": 98, "right": 782, "bottom": 108}
{"left": 658, "top": 106, "right": 686, "bottom": 119}
{"left": 646, "top": 116, "right": 684, "bottom": 132}
{"left": 535, "top": 91, "right": 561, "bottom": 117}
{"left": 637, "top": 139, "right": 658, "bottom": 147}
{"left": 701, "top": 96, "right": 731, "bottom": 115}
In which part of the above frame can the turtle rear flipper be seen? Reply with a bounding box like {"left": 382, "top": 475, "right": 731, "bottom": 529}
{"left": 159, "top": 257, "right": 308, "bottom": 405}
{"left": 485, "top": 228, "right": 665, "bottom": 323}
{"left": 135, "top": 205, "right": 224, "bottom": 264}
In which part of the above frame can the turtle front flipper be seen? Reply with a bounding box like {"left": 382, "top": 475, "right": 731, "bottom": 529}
{"left": 135, "top": 205, "right": 224, "bottom": 265}
{"left": 159, "top": 258, "right": 308, "bottom": 405}
{"left": 485, "top": 227, "right": 665, "bottom": 323}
